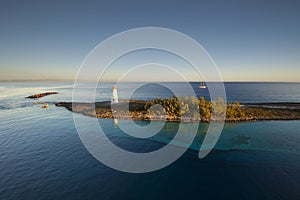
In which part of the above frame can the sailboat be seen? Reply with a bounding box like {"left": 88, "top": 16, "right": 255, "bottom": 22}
{"left": 199, "top": 82, "right": 207, "bottom": 89}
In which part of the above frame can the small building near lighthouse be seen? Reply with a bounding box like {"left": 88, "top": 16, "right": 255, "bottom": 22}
{"left": 112, "top": 85, "right": 119, "bottom": 103}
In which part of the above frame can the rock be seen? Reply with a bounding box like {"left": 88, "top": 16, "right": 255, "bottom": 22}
{"left": 26, "top": 92, "right": 58, "bottom": 99}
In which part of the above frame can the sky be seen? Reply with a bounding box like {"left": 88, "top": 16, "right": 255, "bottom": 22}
{"left": 0, "top": 0, "right": 299, "bottom": 82}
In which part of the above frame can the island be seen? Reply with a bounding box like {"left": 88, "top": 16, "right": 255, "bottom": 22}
{"left": 26, "top": 92, "right": 58, "bottom": 99}
{"left": 55, "top": 96, "right": 300, "bottom": 122}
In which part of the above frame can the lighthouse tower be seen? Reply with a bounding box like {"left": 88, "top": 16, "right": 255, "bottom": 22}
{"left": 112, "top": 85, "right": 119, "bottom": 104}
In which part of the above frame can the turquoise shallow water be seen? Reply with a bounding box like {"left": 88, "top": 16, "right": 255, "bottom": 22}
{"left": 0, "top": 82, "right": 300, "bottom": 199}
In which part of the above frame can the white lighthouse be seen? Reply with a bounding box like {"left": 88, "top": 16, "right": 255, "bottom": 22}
{"left": 112, "top": 85, "right": 119, "bottom": 104}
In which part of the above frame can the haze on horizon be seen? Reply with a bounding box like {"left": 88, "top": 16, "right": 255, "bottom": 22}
{"left": 0, "top": 0, "right": 299, "bottom": 82}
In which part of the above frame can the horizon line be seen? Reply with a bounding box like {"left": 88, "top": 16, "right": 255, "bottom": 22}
{"left": 0, "top": 79, "right": 299, "bottom": 83}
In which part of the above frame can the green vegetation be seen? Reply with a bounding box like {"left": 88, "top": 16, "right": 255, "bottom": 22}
{"left": 143, "top": 96, "right": 300, "bottom": 121}
{"left": 144, "top": 96, "right": 229, "bottom": 121}
{"left": 226, "top": 101, "right": 246, "bottom": 119}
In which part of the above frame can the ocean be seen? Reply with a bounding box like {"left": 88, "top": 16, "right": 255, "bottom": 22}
{"left": 0, "top": 82, "right": 300, "bottom": 199}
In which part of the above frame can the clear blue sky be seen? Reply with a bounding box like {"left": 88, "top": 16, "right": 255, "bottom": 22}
{"left": 0, "top": 0, "right": 299, "bottom": 82}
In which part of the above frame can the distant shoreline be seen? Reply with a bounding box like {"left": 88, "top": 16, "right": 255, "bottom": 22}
{"left": 55, "top": 100, "right": 300, "bottom": 122}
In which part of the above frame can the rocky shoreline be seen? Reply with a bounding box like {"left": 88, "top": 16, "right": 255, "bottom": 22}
{"left": 26, "top": 92, "right": 58, "bottom": 99}
{"left": 55, "top": 100, "right": 300, "bottom": 122}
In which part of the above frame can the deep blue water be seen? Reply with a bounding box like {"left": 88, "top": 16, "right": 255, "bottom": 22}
{"left": 0, "top": 82, "right": 300, "bottom": 199}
